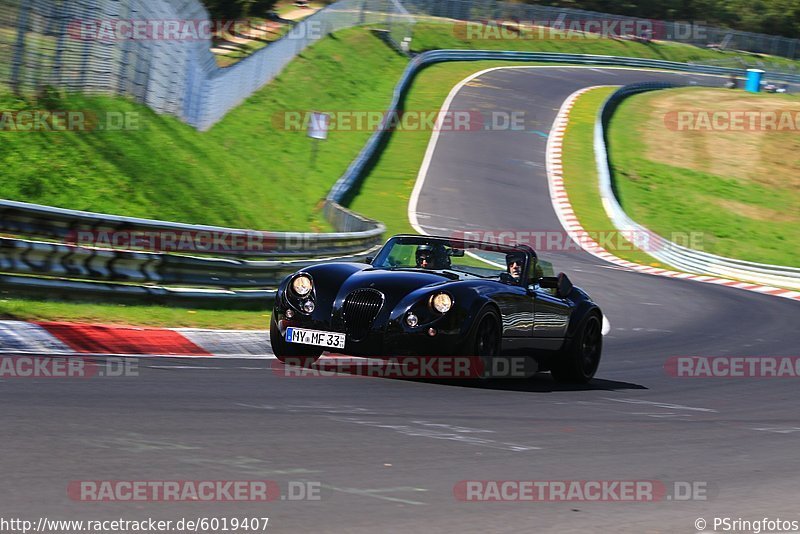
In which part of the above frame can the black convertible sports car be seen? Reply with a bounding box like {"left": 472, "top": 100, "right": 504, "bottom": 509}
{"left": 270, "top": 234, "right": 603, "bottom": 383}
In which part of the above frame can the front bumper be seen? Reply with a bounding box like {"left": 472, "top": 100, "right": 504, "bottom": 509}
{"left": 272, "top": 307, "right": 464, "bottom": 357}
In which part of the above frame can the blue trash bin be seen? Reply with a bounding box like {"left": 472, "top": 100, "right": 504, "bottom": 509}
{"left": 745, "top": 69, "right": 764, "bottom": 93}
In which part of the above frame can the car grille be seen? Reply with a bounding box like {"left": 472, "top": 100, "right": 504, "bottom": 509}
{"left": 342, "top": 289, "right": 384, "bottom": 342}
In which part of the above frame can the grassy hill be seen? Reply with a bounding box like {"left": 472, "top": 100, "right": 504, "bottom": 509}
{"left": 1, "top": 22, "right": 797, "bottom": 326}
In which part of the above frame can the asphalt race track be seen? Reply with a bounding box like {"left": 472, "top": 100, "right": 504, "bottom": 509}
{"left": 2, "top": 68, "right": 799, "bottom": 533}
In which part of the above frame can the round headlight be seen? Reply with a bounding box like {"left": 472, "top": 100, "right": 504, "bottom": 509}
{"left": 406, "top": 313, "right": 419, "bottom": 327}
{"left": 303, "top": 300, "right": 315, "bottom": 313}
{"left": 431, "top": 293, "right": 452, "bottom": 313}
{"left": 291, "top": 275, "right": 313, "bottom": 296}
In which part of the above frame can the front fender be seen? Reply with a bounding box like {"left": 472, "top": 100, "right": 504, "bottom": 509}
{"left": 565, "top": 288, "right": 602, "bottom": 339}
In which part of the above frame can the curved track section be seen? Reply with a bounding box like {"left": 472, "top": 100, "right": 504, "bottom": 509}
{"left": 1, "top": 67, "right": 798, "bottom": 533}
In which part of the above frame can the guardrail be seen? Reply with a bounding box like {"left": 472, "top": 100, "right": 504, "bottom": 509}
{"left": 594, "top": 82, "right": 800, "bottom": 291}
{"left": 0, "top": 199, "right": 384, "bottom": 259}
{"left": 0, "top": 237, "right": 379, "bottom": 288}
{"left": 0, "top": 274, "right": 276, "bottom": 309}
{"left": 4, "top": 50, "right": 799, "bottom": 304}
{"left": 402, "top": 0, "right": 800, "bottom": 61}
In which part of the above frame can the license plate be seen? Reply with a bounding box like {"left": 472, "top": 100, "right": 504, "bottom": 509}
{"left": 285, "top": 327, "right": 346, "bottom": 349}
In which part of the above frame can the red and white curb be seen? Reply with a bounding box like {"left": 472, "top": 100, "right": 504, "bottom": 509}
{"left": 546, "top": 87, "right": 800, "bottom": 303}
{"left": 0, "top": 321, "right": 274, "bottom": 358}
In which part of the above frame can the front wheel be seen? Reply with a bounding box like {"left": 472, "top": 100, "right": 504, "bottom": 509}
{"left": 269, "top": 315, "right": 323, "bottom": 367}
{"left": 463, "top": 308, "right": 502, "bottom": 379}
{"left": 550, "top": 314, "right": 602, "bottom": 384}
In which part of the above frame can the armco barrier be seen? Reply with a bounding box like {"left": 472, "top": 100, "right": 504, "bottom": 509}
{"left": 0, "top": 237, "right": 379, "bottom": 288}
{"left": 3, "top": 51, "right": 799, "bottom": 302}
{"left": 0, "top": 199, "right": 384, "bottom": 259}
{"left": 0, "top": 274, "right": 275, "bottom": 308}
{"left": 594, "top": 83, "right": 800, "bottom": 290}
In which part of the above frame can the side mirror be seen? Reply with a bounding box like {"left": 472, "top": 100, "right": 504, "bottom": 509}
{"left": 538, "top": 273, "right": 573, "bottom": 298}
{"left": 538, "top": 276, "right": 559, "bottom": 289}
{"left": 365, "top": 256, "right": 374, "bottom": 265}
{"left": 556, "top": 272, "right": 573, "bottom": 298}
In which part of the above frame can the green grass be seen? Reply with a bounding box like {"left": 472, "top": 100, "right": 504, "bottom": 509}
{"left": 609, "top": 88, "right": 800, "bottom": 266}
{"left": 408, "top": 21, "right": 800, "bottom": 66}
{"left": 0, "top": 297, "right": 271, "bottom": 329}
{"left": 349, "top": 23, "right": 800, "bottom": 237}
{"left": 559, "top": 87, "right": 669, "bottom": 267}
{"left": 4, "top": 24, "right": 800, "bottom": 327}
{"left": 0, "top": 27, "right": 408, "bottom": 233}
{"left": 3, "top": 24, "right": 795, "bottom": 236}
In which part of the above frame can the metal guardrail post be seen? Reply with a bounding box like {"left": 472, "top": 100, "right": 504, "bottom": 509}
{"left": 9, "top": 0, "right": 30, "bottom": 93}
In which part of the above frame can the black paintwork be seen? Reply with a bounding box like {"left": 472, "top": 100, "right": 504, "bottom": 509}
{"left": 271, "top": 235, "right": 602, "bottom": 369}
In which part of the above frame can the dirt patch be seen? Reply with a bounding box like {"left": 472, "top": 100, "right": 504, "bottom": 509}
{"left": 639, "top": 88, "right": 800, "bottom": 190}
{"left": 713, "top": 198, "right": 798, "bottom": 223}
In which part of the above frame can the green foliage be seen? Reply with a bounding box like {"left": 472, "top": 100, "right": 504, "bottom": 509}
{"left": 526, "top": 0, "right": 800, "bottom": 38}
{"left": 0, "top": 28, "right": 407, "bottom": 232}
{"left": 203, "top": 0, "right": 279, "bottom": 19}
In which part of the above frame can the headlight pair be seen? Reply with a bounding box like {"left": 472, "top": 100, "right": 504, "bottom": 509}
{"left": 406, "top": 292, "right": 452, "bottom": 328}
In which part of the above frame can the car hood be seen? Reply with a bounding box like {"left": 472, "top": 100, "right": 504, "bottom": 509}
{"left": 337, "top": 268, "right": 453, "bottom": 304}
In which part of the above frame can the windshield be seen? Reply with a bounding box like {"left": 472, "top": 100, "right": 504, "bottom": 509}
{"left": 372, "top": 236, "right": 529, "bottom": 281}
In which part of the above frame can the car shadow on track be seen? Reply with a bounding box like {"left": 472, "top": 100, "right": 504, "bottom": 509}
{"left": 278, "top": 360, "right": 646, "bottom": 393}
{"left": 404, "top": 375, "right": 647, "bottom": 393}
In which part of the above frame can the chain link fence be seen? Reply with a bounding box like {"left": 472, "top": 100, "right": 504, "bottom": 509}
{"left": 1, "top": 0, "right": 412, "bottom": 129}
{"left": 1, "top": 0, "right": 797, "bottom": 131}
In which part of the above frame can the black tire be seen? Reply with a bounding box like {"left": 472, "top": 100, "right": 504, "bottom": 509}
{"left": 269, "top": 315, "right": 323, "bottom": 367}
{"left": 463, "top": 307, "right": 502, "bottom": 379}
{"left": 550, "top": 313, "right": 602, "bottom": 384}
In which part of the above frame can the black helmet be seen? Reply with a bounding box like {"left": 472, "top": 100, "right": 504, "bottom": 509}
{"left": 416, "top": 244, "right": 450, "bottom": 269}
{"left": 416, "top": 245, "right": 434, "bottom": 267}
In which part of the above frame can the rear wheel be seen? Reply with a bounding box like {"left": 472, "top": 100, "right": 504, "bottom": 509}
{"left": 550, "top": 314, "right": 602, "bottom": 384}
{"left": 269, "top": 315, "right": 323, "bottom": 367}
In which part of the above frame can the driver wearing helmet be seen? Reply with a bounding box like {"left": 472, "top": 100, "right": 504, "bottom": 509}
{"left": 416, "top": 244, "right": 435, "bottom": 269}
{"left": 416, "top": 244, "right": 450, "bottom": 270}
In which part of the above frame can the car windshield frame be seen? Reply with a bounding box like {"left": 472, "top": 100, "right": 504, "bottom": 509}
{"left": 371, "top": 235, "right": 535, "bottom": 283}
